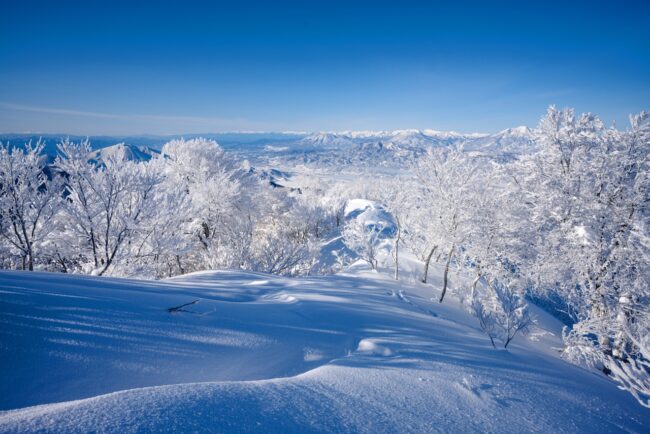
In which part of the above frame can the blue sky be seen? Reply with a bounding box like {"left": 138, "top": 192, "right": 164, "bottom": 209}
{"left": 1, "top": 0, "right": 648, "bottom": 134}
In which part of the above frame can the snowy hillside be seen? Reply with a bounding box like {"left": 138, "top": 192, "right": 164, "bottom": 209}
{"left": 0, "top": 268, "right": 648, "bottom": 433}
{"left": 1, "top": 108, "right": 649, "bottom": 431}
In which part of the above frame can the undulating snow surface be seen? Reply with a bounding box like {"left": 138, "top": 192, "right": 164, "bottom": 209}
{"left": 0, "top": 266, "right": 648, "bottom": 433}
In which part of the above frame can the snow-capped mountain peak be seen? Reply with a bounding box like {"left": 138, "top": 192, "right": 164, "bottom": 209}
{"left": 496, "top": 126, "right": 534, "bottom": 138}
{"left": 87, "top": 143, "right": 159, "bottom": 164}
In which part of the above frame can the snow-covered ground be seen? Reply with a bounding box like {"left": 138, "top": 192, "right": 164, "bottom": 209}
{"left": 1, "top": 265, "right": 648, "bottom": 433}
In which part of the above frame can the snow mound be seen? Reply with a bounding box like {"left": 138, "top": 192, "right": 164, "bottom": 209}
{"left": 356, "top": 339, "right": 393, "bottom": 356}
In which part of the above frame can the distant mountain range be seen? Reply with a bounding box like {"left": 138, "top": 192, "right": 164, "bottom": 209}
{"left": 298, "top": 127, "right": 533, "bottom": 149}
{"left": 292, "top": 127, "right": 536, "bottom": 166}
{"left": 1, "top": 127, "right": 537, "bottom": 168}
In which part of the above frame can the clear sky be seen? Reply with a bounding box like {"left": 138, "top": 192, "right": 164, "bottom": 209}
{"left": 1, "top": 0, "right": 649, "bottom": 135}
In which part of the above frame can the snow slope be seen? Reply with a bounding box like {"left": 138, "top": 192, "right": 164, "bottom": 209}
{"left": 0, "top": 267, "right": 648, "bottom": 433}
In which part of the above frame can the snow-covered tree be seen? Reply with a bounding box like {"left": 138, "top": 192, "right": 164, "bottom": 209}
{"left": 608, "top": 305, "right": 650, "bottom": 408}
{"left": 470, "top": 295, "right": 500, "bottom": 348}
{"left": 252, "top": 218, "right": 318, "bottom": 276}
{"left": 160, "top": 138, "right": 251, "bottom": 272}
{"left": 452, "top": 157, "right": 536, "bottom": 348}
{"left": 494, "top": 282, "right": 532, "bottom": 348}
{"left": 515, "top": 107, "right": 649, "bottom": 406}
{"left": 0, "top": 142, "right": 62, "bottom": 270}
{"left": 412, "top": 146, "right": 479, "bottom": 301}
{"left": 342, "top": 216, "right": 384, "bottom": 270}
{"left": 55, "top": 140, "right": 164, "bottom": 275}
{"left": 119, "top": 156, "right": 193, "bottom": 278}
{"left": 373, "top": 177, "right": 416, "bottom": 280}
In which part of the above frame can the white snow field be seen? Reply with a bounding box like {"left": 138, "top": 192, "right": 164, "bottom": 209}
{"left": 1, "top": 265, "right": 649, "bottom": 433}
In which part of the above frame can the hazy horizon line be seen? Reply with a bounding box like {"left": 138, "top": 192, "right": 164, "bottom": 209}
{"left": 0, "top": 101, "right": 515, "bottom": 137}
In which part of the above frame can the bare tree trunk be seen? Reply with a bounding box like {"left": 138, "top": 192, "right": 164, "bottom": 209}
{"left": 19, "top": 221, "right": 34, "bottom": 271}
{"left": 421, "top": 245, "right": 437, "bottom": 283}
{"left": 26, "top": 238, "right": 34, "bottom": 271}
{"left": 98, "top": 260, "right": 111, "bottom": 276}
{"left": 393, "top": 238, "right": 399, "bottom": 280}
{"left": 57, "top": 253, "right": 68, "bottom": 273}
{"left": 439, "top": 245, "right": 454, "bottom": 303}
{"left": 98, "top": 239, "right": 124, "bottom": 276}
{"left": 470, "top": 275, "right": 480, "bottom": 299}
{"left": 176, "top": 255, "right": 185, "bottom": 275}
{"left": 393, "top": 223, "right": 400, "bottom": 280}
{"left": 89, "top": 228, "right": 99, "bottom": 268}
{"left": 470, "top": 265, "right": 482, "bottom": 299}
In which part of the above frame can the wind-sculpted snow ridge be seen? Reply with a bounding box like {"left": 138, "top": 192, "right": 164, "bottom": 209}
{"left": 1, "top": 267, "right": 648, "bottom": 433}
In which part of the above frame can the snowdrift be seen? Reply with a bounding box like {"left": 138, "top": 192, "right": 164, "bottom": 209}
{"left": 0, "top": 268, "right": 648, "bottom": 433}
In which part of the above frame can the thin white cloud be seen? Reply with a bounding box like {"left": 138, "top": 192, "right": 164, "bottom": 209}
{"left": 0, "top": 101, "right": 121, "bottom": 119}
{"left": 0, "top": 101, "right": 251, "bottom": 126}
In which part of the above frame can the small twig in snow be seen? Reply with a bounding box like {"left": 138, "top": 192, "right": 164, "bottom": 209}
{"left": 167, "top": 299, "right": 200, "bottom": 313}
